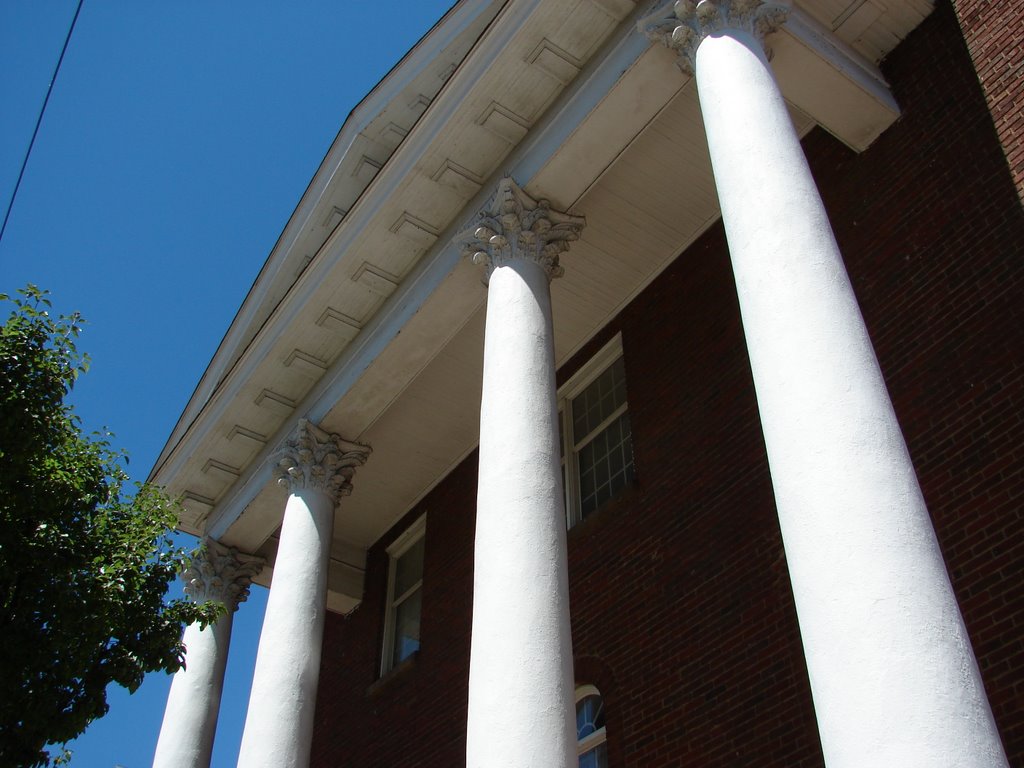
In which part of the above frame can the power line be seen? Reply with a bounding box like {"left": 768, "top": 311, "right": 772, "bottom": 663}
{"left": 0, "top": 0, "right": 85, "bottom": 248}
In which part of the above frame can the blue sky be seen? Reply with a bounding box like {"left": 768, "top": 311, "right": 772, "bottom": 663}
{"left": 0, "top": 2, "right": 453, "bottom": 765}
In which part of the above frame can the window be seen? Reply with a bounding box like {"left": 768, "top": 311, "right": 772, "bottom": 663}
{"left": 576, "top": 685, "right": 608, "bottom": 768}
{"left": 381, "top": 516, "right": 426, "bottom": 675}
{"left": 559, "top": 335, "right": 635, "bottom": 528}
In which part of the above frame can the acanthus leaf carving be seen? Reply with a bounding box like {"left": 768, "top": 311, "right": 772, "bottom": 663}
{"left": 455, "top": 177, "right": 585, "bottom": 284}
{"left": 273, "top": 418, "right": 371, "bottom": 502}
{"left": 640, "top": 0, "right": 790, "bottom": 75}
{"left": 182, "top": 538, "right": 264, "bottom": 612}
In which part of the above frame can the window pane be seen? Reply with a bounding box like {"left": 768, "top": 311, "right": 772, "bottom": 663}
{"left": 572, "top": 357, "right": 627, "bottom": 444}
{"left": 577, "top": 411, "right": 634, "bottom": 518}
{"left": 579, "top": 743, "right": 608, "bottom": 768}
{"left": 579, "top": 464, "right": 596, "bottom": 504}
{"left": 394, "top": 537, "right": 425, "bottom": 598}
{"left": 391, "top": 587, "right": 422, "bottom": 667}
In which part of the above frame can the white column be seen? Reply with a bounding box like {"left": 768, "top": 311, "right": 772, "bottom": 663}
{"left": 457, "top": 178, "right": 584, "bottom": 768}
{"left": 153, "top": 539, "right": 263, "bottom": 768}
{"left": 236, "top": 419, "right": 370, "bottom": 768}
{"left": 643, "top": 3, "right": 1009, "bottom": 766}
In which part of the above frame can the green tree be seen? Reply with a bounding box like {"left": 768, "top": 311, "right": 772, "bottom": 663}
{"left": 0, "top": 286, "right": 220, "bottom": 767}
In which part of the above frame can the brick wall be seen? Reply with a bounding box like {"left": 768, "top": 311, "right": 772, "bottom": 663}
{"left": 310, "top": 2, "right": 1024, "bottom": 765}
{"left": 951, "top": 0, "right": 1024, "bottom": 202}
{"left": 311, "top": 456, "right": 479, "bottom": 768}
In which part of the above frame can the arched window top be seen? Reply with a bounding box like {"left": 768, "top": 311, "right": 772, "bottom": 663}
{"left": 576, "top": 685, "right": 607, "bottom": 768}
{"left": 576, "top": 688, "right": 605, "bottom": 740}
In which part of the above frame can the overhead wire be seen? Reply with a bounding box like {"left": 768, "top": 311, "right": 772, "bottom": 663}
{"left": 0, "top": 0, "right": 85, "bottom": 248}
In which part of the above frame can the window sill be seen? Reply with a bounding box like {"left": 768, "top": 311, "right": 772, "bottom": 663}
{"left": 567, "top": 483, "right": 640, "bottom": 542}
{"left": 366, "top": 650, "right": 419, "bottom": 698}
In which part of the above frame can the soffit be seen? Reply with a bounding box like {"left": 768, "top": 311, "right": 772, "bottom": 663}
{"left": 802, "top": 0, "right": 932, "bottom": 60}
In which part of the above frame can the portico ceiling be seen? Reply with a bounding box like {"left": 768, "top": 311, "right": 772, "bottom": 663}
{"left": 151, "top": 0, "right": 933, "bottom": 611}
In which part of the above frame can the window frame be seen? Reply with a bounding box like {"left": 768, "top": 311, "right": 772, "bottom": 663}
{"left": 380, "top": 514, "right": 427, "bottom": 676}
{"left": 558, "top": 334, "right": 632, "bottom": 528}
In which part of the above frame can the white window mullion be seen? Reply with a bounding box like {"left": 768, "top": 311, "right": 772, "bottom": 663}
{"left": 392, "top": 579, "right": 422, "bottom": 609}
{"left": 572, "top": 401, "right": 628, "bottom": 454}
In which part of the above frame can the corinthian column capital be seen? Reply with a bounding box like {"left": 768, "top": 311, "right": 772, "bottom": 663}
{"left": 273, "top": 418, "right": 371, "bottom": 501}
{"left": 457, "top": 177, "right": 585, "bottom": 284}
{"left": 641, "top": 0, "right": 789, "bottom": 74}
{"left": 183, "top": 538, "right": 264, "bottom": 612}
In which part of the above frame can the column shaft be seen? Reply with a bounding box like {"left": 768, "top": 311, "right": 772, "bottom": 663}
{"left": 236, "top": 420, "right": 368, "bottom": 768}
{"left": 153, "top": 539, "right": 261, "bottom": 768}
{"left": 467, "top": 257, "right": 576, "bottom": 768}
{"left": 153, "top": 612, "right": 233, "bottom": 768}
{"left": 694, "top": 26, "right": 1007, "bottom": 767}
{"left": 236, "top": 487, "right": 333, "bottom": 768}
{"left": 459, "top": 178, "right": 583, "bottom": 768}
